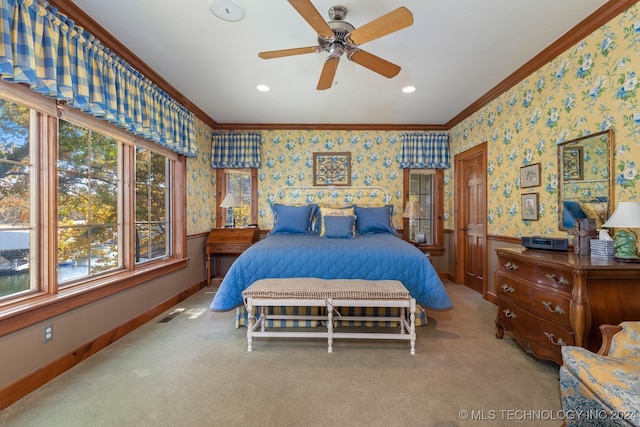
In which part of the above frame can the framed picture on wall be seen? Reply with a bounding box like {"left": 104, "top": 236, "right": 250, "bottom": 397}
{"left": 313, "top": 152, "right": 351, "bottom": 186}
{"left": 521, "top": 193, "right": 539, "bottom": 221}
{"left": 562, "top": 146, "right": 584, "bottom": 181}
{"left": 520, "top": 163, "right": 541, "bottom": 188}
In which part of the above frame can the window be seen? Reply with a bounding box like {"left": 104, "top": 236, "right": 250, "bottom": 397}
{"left": 403, "top": 168, "right": 444, "bottom": 254}
{"left": 57, "top": 120, "right": 121, "bottom": 284}
{"left": 216, "top": 168, "right": 258, "bottom": 228}
{"left": 0, "top": 81, "right": 187, "bottom": 335}
{"left": 0, "top": 99, "right": 33, "bottom": 298}
{"left": 135, "top": 148, "right": 170, "bottom": 263}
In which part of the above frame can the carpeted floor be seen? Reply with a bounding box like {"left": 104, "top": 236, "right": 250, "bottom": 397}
{"left": 0, "top": 281, "right": 563, "bottom": 427}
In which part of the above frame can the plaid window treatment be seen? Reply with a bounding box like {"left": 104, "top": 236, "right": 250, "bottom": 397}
{"left": 0, "top": 0, "right": 196, "bottom": 157}
{"left": 399, "top": 132, "right": 450, "bottom": 169}
{"left": 211, "top": 132, "right": 262, "bottom": 168}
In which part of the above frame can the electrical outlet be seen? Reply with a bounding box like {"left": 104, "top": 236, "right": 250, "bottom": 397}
{"left": 43, "top": 324, "right": 53, "bottom": 343}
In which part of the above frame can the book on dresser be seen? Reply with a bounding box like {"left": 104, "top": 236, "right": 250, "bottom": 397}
{"left": 494, "top": 247, "right": 640, "bottom": 365}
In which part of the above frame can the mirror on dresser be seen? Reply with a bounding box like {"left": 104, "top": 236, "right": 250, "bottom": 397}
{"left": 557, "top": 129, "right": 614, "bottom": 231}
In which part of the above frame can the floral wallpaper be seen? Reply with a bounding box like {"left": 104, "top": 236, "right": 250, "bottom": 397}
{"left": 256, "top": 130, "right": 404, "bottom": 229}
{"left": 186, "top": 118, "right": 216, "bottom": 235}
{"left": 447, "top": 3, "right": 640, "bottom": 238}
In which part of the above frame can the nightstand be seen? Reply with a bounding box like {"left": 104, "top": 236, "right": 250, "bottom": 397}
{"left": 205, "top": 228, "right": 259, "bottom": 286}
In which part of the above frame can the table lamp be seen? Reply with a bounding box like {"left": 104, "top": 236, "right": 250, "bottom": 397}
{"left": 601, "top": 201, "right": 640, "bottom": 262}
{"left": 403, "top": 200, "right": 424, "bottom": 242}
{"left": 219, "top": 192, "right": 240, "bottom": 227}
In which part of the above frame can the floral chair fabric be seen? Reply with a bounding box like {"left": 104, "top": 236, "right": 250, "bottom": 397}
{"left": 559, "top": 322, "right": 640, "bottom": 427}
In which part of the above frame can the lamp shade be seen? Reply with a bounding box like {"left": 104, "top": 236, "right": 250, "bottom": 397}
{"left": 219, "top": 193, "right": 240, "bottom": 208}
{"left": 602, "top": 202, "right": 640, "bottom": 228}
{"left": 403, "top": 200, "right": 424, "bottom": 219}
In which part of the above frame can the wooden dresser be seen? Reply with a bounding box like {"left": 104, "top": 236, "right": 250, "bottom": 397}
{"left": 205, "top": 228, "right": 259, "bottom": 286}
{"left": 495, "top": 247, "right": 640, "bottom": 364}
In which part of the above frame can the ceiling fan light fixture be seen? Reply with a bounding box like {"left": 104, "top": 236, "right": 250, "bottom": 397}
{"left": 208, "top": 0, "right": 245, "bottom": 22}
{"left": 258, "top": 2, "right": 413, "bottom": 90}
{"left": 402, "top": 86, "right": 416, "bottom": 93}
{"left": 328, "top": 43, "right": 344, "bottom": 57}
{"left": 256, "top": 84, "right": 270, "bottom": 92}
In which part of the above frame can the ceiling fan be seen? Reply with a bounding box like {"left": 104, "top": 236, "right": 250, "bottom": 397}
{"left": 258, "top": 0, "right": 413, "bottom": 90}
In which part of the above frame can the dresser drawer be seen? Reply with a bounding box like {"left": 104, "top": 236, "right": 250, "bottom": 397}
{"left": 211, "top": 243, "right": 250, "bottom": 253}
{"left": 496, "top": 273, "right": 571, "bottom": 326}
{"left": 496, "top": 299, "right": 574, "bottom": 365}
{"left": 498, "top": 255, "right": 573, "bottom": 291}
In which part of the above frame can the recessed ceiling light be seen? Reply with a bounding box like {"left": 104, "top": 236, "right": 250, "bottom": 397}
{"left": 402, "top": 86, "right": 416, "bottom": 93}
{"left": 256, "top": 84, "right": 270, "bottom": 92}
{"left": 208, "top": 0, "right": 245, "bottom": 22}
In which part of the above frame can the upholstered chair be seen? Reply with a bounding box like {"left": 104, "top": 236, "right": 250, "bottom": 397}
{"left": 559, "top": 322, "right": 640, "bottom": 427}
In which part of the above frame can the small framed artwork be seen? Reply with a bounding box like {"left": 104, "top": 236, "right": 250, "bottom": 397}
{"left": 520, "top": 163, "right": 541, "bottom": 188}
{"left": 521, "top": 193, "right": 539, "bottom": 221}
{"left": 562, "top": 146, "right": 584, "bottom": 181}
{"left": 313, "top": 152, "right": 351, "bottom": 186}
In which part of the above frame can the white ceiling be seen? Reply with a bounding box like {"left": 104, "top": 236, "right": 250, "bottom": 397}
{"left": 69, "top": 0, "right": 608, "bottom": 126}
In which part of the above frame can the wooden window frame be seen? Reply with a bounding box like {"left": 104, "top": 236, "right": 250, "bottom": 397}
{"left": 402, "top": 168, "right": 445, "bottom": 255}
{"left": 215, "top": 168, "right": 258, "bottom": 228}
{"left": 0, "top": 81, "right": 188, "bottom": 338}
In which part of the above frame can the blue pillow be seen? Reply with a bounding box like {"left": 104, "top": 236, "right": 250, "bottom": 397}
{"left": 323, "top": 215, "right": 355, "bottom": 239}
{"left": 354, "top": 205, "right": 397, "bottom": 235}
{"left": 269, "top": 204, "right": 316, "bottom": 235}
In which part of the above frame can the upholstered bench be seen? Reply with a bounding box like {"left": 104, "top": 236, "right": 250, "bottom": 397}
{"left": 242, "top": 278, "right": 417, "bottom": 354}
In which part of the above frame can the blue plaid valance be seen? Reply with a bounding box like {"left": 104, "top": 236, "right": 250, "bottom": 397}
{"left": 399, "top": 132, "right": 450, "bottom": 169}
{"left": 0, "top": 0, "right": 196, "bottom": 157}
{"left": 211, "top": 132, "right": 262, "bottom": 168}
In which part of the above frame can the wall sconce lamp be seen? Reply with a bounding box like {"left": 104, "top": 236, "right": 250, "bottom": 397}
{"left": 219, "top": 193, "right": 240, "bottom": 228}
{"left": 403, "top": 200, "right": 424, "bottom": 242}
{"left": 601, "top": 201, "right": 640, "bottom": 262}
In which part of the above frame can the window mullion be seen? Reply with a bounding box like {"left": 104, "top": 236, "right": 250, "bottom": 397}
{"left": 122, "top": 144, "right": 135, "bottom": 269}
{"left": 39, "top": 113, "right": 59, "bottom": 295}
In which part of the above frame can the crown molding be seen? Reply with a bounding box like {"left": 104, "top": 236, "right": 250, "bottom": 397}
{"left": 47, "top": 0, "right": 637, "bottom": 132}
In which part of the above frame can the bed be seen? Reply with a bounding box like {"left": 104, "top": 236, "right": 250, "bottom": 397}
{"left": 209, "top": 185, "right": 453, "bottom": 324}
{"left": 210, "top": 233, "right": 452, "bottom": 312}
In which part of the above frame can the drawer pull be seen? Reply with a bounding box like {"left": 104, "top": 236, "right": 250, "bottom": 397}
{"left": 542, "top": 301, "right": 565, "bottom": 315}
{"left": 544, "top": 332, "right": 566, "bottom": 346}
{"left": 503, "top": 309, "right": 517, "bottom": 319}
{"left": 545, "top": 274, "right": 569, "bottom": 285}
{"left": 501, "top": 284, "right": 515, "bottom": 293}
{"left": 504, "top": 262, "right": 518, "bottom": 270}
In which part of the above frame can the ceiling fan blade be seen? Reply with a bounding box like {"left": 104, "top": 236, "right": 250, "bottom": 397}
{"left": 317, "top": 56, "right": 339, "bottom": 90}
{"left": 258, "top": 46, "right": 321, "bottom": 59}
{"left": 348, "top": 50, "right": 401, "bottom": 78}
{"left": 348, "top": 7, "right": 413, "bottom": 45}
{"left": 288, "top": 0, "right": 334, "bottom": 40}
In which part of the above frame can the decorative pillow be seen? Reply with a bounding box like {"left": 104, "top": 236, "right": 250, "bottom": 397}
{"left": 323, "top": 215, "right": 356, "bottom": 239}
{"left": 318, "top": 206, "right": 355, "bottom": 236}
{"left": 269, "top": 204, "right": 316, "bottom": 235}
{"left": 354, "top": 205, "right": 397, "bottom": 235}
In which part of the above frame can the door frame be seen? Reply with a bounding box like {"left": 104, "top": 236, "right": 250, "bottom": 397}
{"left": 453, "top": 142, "right": 488, "bottom": 297}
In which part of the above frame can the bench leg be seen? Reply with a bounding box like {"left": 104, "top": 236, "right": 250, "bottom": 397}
{"left": 410, "top": 299, "right": 416, "bottom": 355}
{"left": 327, "top": 299, "right": 334, "bottom": 353}
{"left": 246, "top": 298, "right": 254, "bottom": 352}
{"left": 260, "top": 306, "right": 266, "bottom": 332}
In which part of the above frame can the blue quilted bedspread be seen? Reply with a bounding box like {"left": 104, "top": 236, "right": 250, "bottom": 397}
{"left": 210, "top": 234, "right": 453, "bottom": 312}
